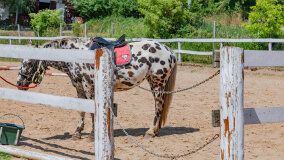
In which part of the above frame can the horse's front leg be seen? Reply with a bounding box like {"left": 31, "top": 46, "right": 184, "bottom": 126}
{"left": 72, "top": 112, "right": 85, "bottom": 140}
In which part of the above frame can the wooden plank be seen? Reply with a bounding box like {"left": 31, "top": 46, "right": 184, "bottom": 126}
{"left": 212, "top": 107, "right": 284, "bottom": 127}
{"left": 244, "top": 107, "right": 284, "bottom": 125}
{"left": 220, "top": 47, "right": 244, "bottom": 160}
{"left": 0, "top": 88, "right": 94, "bottom": 113}
{"left": 244, "top": 50, "right": 284, "bottom": 67}
{"left": 0, "top": 145, "right": 71, "bottom": 160}
{"left": 94, "top": 48, "right": 114, "bottom": 159}
{"left": 0, "top": 36, "right": 70, "bottom": 40}
{"left": 0, "top": 44, "right": 94, "bottom": 63}
{"left": 173, "top": 49, "right": 212, "bottom": 55}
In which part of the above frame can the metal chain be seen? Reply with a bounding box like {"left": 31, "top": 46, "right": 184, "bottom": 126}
{"left": 109, "top": 105, "right": 219, "bottom": 159}
{"left": 114, "top": 66, "right": 220, "bottom": 94}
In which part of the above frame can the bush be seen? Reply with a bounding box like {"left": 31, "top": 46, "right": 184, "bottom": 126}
{"left": 138, "top": 0, "right": 198, "bottom": 38}
{"left": 29, "top": 9, "right": 65, "bottom": 37}
{"left": 72, "top": 21, "right": 83, "bottom": 37}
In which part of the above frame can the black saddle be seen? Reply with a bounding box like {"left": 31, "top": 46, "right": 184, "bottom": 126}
{"left": 89, "top": 34, "right": 127, "bottom": 51}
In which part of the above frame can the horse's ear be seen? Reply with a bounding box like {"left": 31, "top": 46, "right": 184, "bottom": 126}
{"left": 35, "top": 42, "right": 39, "bottom": 48}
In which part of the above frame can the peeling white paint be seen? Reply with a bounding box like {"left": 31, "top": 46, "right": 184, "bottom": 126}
{"left": 220, "top": 47, "right": 244, "bottom": 160}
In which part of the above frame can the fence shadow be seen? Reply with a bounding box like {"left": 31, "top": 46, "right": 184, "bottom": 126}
{"left": 20, "top": 136, "right": 94, "bottom": 160}
{"left": 20, "top": 135, "right": 121, "bottom": 160}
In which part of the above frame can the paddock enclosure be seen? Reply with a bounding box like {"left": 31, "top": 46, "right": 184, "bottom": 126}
{"left": 0, "top": 60, "right": 283, "bottom": 159}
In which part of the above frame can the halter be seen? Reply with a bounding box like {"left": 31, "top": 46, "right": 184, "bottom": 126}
{"left": 31, "top": 61, "right": 46, "bottom": 85}
{"left": 18, "top": 60, "right": 46, "bottom": 85}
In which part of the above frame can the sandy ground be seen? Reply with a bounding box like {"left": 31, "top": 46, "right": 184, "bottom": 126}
{"left": 0, "top": 62, "right": 283, "bottom": 160}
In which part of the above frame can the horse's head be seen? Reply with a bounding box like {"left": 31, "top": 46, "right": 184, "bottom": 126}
{"left": 16, "top": 59, "right": 47, "bottom": 90}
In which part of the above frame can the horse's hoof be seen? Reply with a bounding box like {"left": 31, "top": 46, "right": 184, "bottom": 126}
{"left": 86, "top": 134, "right": 94, "bottom": 142}
{"left": 72, "top": 133, "right": 81, "bottom": 140}
{"left": 144, "top": 130, "right": 156, "bottom": 138}
{"left": 144, "top": 134, "right": 154, "bottom": 139}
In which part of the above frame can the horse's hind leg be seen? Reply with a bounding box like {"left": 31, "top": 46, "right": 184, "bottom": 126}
{"left": 145, "top": 64, "right": 176, "bottom": 137}
{"left": 145, "top": 77, "right": 167, "bottom": 137}
{"left": 73, "top": 112, "right": 85, "bottom": 140}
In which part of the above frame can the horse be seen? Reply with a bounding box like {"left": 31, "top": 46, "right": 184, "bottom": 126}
{"left": 16, "top": 37, "right": 177, "bottom": 140}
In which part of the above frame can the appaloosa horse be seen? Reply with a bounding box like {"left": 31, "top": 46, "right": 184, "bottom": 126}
{"left": 16, "top": 37, "right": 177, "bottom": 140}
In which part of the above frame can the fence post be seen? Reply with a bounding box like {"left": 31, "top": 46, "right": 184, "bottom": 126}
{"left": 111, "top": 23, "right": 114, "bottom": 37}
{"left": 60, "top": 23, "right": 62, "bottom": 37}
{"left": 178, "top": 41, "right": 181, "bottom": 62}
{"left": 268, "top": 42, "right": 272, "bottom": 51}
{"left": 9, "top": 39, "right": 12, "bottom": 45}
{"left": 18, "top": 24, "right": 21, "bottom": 44}
{"left": 85, "top": 23, "right": 87, "bottom": 40}
{"left": 220, "top": 47, "right": 244, "bottom": 160}
{"left": 37, "top": 24, "right": 40, "bottom": 37}
{"left": 213, "top": 21, "right": 216, "bottom": 49}
{"left": 94, "top": 48, "right": 114, "bottom": 160}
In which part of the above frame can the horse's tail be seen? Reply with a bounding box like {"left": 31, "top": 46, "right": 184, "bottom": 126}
{"left": 161, "top": 63, "right": 177, "bottom": 126}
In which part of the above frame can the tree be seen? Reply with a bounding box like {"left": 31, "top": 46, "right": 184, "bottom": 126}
{"left": 243, "top": 0, "right": 284, "bottom": 38}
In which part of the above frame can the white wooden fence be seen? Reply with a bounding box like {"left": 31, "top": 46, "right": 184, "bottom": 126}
{"left": 1, "top": 40, "right": 284, "bottom": 159}
{"left": 0, "top": 44, "right": 111, "bottom": 159}
{"left": 219, "top": 47, "right": 284, "bottom": 160}
{"left": 1, "top": 36, "right": 284, "bottom": 62}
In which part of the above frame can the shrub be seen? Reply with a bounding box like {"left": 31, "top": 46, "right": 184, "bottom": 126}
{"left": 29, "top": 9, "right": 65, "bottom": 37}
{"left": 72, "top": 21, "right": 83, "bottom": 37}
{"left": 138, "top": 0, "right": 198, "bottom": 38}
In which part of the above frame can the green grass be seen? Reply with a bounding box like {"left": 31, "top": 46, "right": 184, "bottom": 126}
{"left": 0, "top": 152, "right": 12, "bottom": 160}
{"left": 0, "top": 58, "right": 21, "bottom": 62}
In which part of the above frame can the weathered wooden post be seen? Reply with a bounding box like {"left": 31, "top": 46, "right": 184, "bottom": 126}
{"left": 220, "top": 47, "right": 244, "bottom": 160}
{"left": 94, "top": 48, "right": 114, "bottom": 159}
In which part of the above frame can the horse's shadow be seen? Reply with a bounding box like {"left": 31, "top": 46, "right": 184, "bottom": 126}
{"left": 114, "top": 126, "right": 199, "bottom": 137}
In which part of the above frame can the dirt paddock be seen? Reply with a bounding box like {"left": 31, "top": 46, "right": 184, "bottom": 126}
{"left": 0, "top": 62, "right": 283, "bottom": 160}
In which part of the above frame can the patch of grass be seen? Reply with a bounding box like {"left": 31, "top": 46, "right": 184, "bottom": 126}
{"left": 0, "top": 152, "right": 12, "bottom": 160}
{"left": 0, "top": 57, "right": 21, "bottom": 62}
{"left": 86, "top": 16, "right": 145, "bottom": 38}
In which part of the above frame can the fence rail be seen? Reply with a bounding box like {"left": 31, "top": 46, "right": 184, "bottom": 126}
{"left": 1, "top": 36, "right": 284, "bottom": 62}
